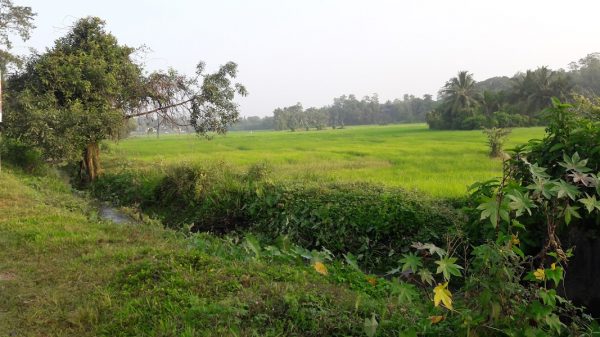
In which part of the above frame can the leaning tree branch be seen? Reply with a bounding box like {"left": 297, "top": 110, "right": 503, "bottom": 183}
{"left": 124, "top": 97, "right": 195, "bottom": 119}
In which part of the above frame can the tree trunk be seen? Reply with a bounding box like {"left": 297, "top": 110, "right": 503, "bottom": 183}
{"left": 156, "top": 112, "right": 160, "bottom": 139}
{"left": 82, "top": 143, "right": 101, "bottom": 182}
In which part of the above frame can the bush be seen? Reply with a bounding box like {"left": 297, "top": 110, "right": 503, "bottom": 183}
{"left": 92, "top": 165, "right": 465, "bottom": 271}
{"left": 460, "top": 114, "right": 488, "bottom": 130}
{"left": 246, "top": 182, "right": 463, "bottom": 270}
{"left": 0, "top": 138, "right": 46, "bottom": 173}
{"left": 483, "top": 127, "right": 511, "bottom": 157}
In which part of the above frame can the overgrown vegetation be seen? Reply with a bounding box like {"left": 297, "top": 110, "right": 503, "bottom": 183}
{"left": 0, "top": 169, "right": 421, "bottom": 336}
{"left": 92, "top": 164, "right": 464, "bottom": 272}
{"left": 426, "top": 58, "right": 600, "bottom": 130}
{"left": 3, "top": 16, "right": 246, "bottom": 182}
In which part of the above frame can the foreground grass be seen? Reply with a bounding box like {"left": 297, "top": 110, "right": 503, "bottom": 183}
{"left": 0, "top": 169, "right": 418, "bottom": 336}
{"left": 105, "top": 124, "right": 543, "bottom": 197}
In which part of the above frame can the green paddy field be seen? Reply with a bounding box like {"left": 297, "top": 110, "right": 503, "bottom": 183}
{"left": 104, "top": 124, "right": 544, "bottom": 197}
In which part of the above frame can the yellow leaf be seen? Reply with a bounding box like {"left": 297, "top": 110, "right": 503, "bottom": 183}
{"left": 551, "top": 263, "right": 556, "bottom": 270}
{"left": 429, "top": 315, "right": 444, "bottom": 324}
{"left": 511, "top": 234, "right": 520, "bottom": 245}
{"left": 533, "top": 268, "right": 545, "bottom": 281}
{"left": 313, "top": 261, "right": 328, "bottom": 275}
{"left": 433, "top": 282, "right": 453, "bottom": 310}
{"left": 367, "top": 276, "right": 378, "bottom": 286}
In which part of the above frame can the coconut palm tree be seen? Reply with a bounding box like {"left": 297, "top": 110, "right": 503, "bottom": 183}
{"left": 437, "top": 71, "right": 481, "bottom": 129}
{"left": 440, "top": 71, "right": 480, "bottom": 115}
{"left": 511, "top": 67, "right": 573, "bottom": 115}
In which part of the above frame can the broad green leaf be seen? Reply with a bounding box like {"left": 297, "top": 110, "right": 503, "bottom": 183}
{"left": 527, "top": 178, "right": 555, "bottom": 199}
{"left": 545, "top": 266, "right": 563, "bottom": 287}
{"left": 545, "top": 313, "right": 565, "bottom": 333}
{"left": 435, "top": 256, "right": 463, "bottom": 281}
{"left": 539, "top": 288, "right": 557, "bottom": 307}
{"left": 399, "top": 252, "right": 423, "bottom": 272}
{"left": 529, "top": 163, "right": 551, "bottom": 179}
{"left": 411, "top": 242, "right": 446, "bottom": 257}
{"left": 512, "top": 219, "right": 526, "bottom": 230}
{"left": 559, "top": 152, "right": 591, "bottom": 173}
{"left": 551, "top": 180, "right": 580, "bottom": 200}
{"left": 548, "top": 143, "right": 564, "bottom": 152}
{"left": 392, "top": 280, "right": 419, "bottom": 304}
{"left": 477, "top": 197, "right": 510, "bottom": 227}
{"left": 344, "top": 253, "right": 361, "bottom": 271}
{"left": 579, "top": 194, "right": 600, "bottom": 214}
{"left": 243, "top": 234, "right": 261, "bottom": 259}
{"left": 564, "top": 204, "right": 581, "bottom": 225}
{"left": 506, "top": 190, "right": 536, "bottom": 217}
{"left": 418, "top": 269, "right": 435, "bottom": 286}
{"left": 512, "top": 245, "right": 525, "bottom": 258}
{"left": 363, "top": 313, "right": 378, "bottom": 337}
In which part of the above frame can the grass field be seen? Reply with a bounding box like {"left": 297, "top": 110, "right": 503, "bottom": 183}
{"left": 104, "top": 124, "right": 545, "bottom": 197}
{"left": 0, "top": 169, "right": 431, "bottom": 336}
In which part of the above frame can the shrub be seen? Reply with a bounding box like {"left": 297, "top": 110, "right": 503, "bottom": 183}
{"left": 483, "top": 127, "right": 511, "bottom": 157}
{"left": 246, "top": 182, "right": 463, "bottom": 270}
{"left": 460, "top": 114, "right": 488, "bottom": 130}
{"left": 92, "top": 165, "right": 464, "bottom": 271}
{"left": 0, "top": 138, "right": 46, "bottom": 173}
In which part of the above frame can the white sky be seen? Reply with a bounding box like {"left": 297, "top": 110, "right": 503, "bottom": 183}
{"left": 13, "top": 0, "right": 600, "bottom": 116}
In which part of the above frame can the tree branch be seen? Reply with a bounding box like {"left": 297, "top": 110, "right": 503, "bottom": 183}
{"left": 124, "top": 97, "right": 195, "bottom": 119}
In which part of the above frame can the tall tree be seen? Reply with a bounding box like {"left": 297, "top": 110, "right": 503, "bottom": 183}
{"left": 511, "top": 66, "right": 572, "bottom": 116}
{"left": 440, "top": 70, "right": 480, "bottom": 115}
{"left": 0, "top": 0, "right": 36, "bottom": 69}
{"left": 5, "top": 17, "right": 246, "bottom": 180}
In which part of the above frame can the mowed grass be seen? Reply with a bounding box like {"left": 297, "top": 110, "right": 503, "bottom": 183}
{"left": 104, "top": 124, "right": 544, "bottom": 197}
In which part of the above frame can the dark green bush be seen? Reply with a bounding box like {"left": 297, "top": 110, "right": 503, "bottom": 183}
{"left": 91, "top": 170, "right": 161, "bottom": 206}
{"left": 92, "top": 165, "right": 464, "bottom": 271}
{"left": 0, "top": 138, "right": 46, "bottom": 173}
{"left": 245, "top": 182, "right": 463, "bottom": 270}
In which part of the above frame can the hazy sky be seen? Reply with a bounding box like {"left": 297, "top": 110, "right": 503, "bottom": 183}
{"left": 14, "top": 0, "right": 600, "bottom": 116}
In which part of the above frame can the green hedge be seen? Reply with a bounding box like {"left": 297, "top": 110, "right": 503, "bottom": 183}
{"left": 92, "top": 165, "right": 464, "bottom": 271}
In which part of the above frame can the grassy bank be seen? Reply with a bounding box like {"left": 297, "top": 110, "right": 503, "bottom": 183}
{"left": 0, "top": 169, "right": 449, "bottom": 336}
{"left": 103, "top": 124, "right": 544, "bottom": 197}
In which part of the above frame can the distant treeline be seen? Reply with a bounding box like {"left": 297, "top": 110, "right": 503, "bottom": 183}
{"left": 428, "top": 53, "right": 600, "bottom": 129}
{"left": 241, "top": 53, "right": 600, "bottom": 132}
{"left": 233, "top": 94, "right": 436, "bottom": 131}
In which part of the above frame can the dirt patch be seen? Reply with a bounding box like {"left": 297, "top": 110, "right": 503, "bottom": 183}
{"left": 0, "top": 272, "right": 16, "bottom": 281}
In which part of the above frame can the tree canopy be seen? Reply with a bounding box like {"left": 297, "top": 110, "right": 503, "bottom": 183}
{"left": 4, "top": 17, "right": 246, "bottom": 180}
{"left": 0, "top": 0, "right": 35, "bottom": 69}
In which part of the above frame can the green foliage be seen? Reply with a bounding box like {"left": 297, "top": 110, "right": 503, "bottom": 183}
{"left": 483, "top": 127, "right": 511, "bottom": 157}
{"left": 0, "top": 0, "right": 36, "bottom": 69}
{"left": 4, "top": 16, "right": 142, "bottom": 176}
{"left": 427, "top": 64, "right": 577, "bottom": 130}
{"left": 92, "top": 163, "right": 464, "bottom": 271}
{"left": 0, "top": 137, "right": 45, "bottom": 173}
{"left": 381, "top": 156, "right": 598, "bottom": 336}
{"left": 99, "top": 124, "right": 544, "bottom": 198}
{"left": 1, "top": 169, "right": 444, "bottom": 336}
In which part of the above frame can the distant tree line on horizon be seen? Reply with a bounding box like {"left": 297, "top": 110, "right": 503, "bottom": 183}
{"left": 236, "top": 53, "right": 600, "bottom": 131}
{"left": 233, "top": 94, "right": 436, "bottom": 131}
{"left": 427, "top": 53, "right": 600, "bottom": 130}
